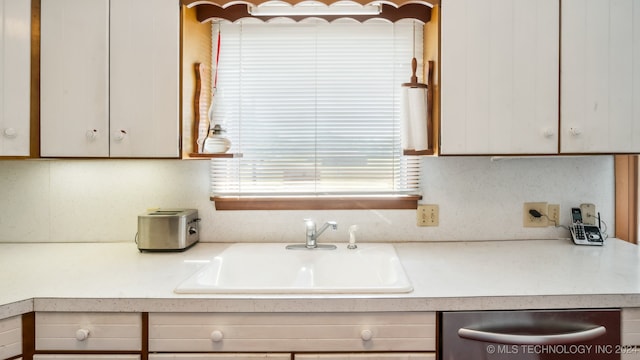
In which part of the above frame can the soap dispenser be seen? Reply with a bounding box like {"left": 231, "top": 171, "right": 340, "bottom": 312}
{"left": 348, "top": 225, "right": 359, "bottom": 249}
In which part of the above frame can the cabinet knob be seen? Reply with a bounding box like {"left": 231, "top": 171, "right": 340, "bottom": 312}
{"left": 86, "top": 129, "right": 98, "bottom": 141}
{"left": 360, "top": 329, "right": 373, "bottom": 341}
{"left": 569, "top": 127, "right": 582, "bottom": 136}
{"left": 3, "top": 128, "right": 17, "bottom": 138}
{"left": 75, "top": 328, "right": 90, "bottom": 341}
{"left": 542, "top": 129, "right": 555, "bottom": 138}
{"left": 210, "top": 330, "right": 224, "bottom": 342}
{"left": 114, "top": 130, "right": 127, "bottom": 142}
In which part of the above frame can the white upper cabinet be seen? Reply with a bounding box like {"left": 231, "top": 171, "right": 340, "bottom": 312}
{"left": 110, "top": 0, "right": 179, "bottom": 158}
{"left": 0, "top": 0, "right": 31, "bottom": 156}
{"left": 440, "top": 0, "right": 559, "bottom": 155}
{"left": 40, "top": 0, "right": 109, "bottom": 157}
{"left": 561, "top": 0, "right": 640, "bottom": 153}
{"left": 41, "top": 0, "right": 180, "bottom": 158}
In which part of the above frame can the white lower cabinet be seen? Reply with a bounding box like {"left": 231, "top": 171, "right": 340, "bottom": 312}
{"left": 0, "top": 315, "right": 21, "bottom": 359}
{"left": 35, "top": 312, "right": 142, "bottom": 353}
{"left": 621, "top": 308, "right": 640, "bottom": 360}
{"left": 149, "top": 355, "right": 290, "bottom": 359}
{"left": 149, "top": 354, "right": 434, "bottom": 360}
{"left": 149, "top": 312, "right": 435, "bottom": 355}
{"left": 34, "top": 356, "right": 140, "bottom": 360}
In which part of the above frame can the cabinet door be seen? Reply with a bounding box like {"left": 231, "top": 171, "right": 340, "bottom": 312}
{"left": 40, "top": 0, "right": 109, "bottom": 157}
{"left": 110, "top": 0, "right": 179, "bottom": 158}
{"left": 440, "top": 0, "right": 559, "bottom": 154}
{"left": 35, "top": 312, "right": 142, "bottom": 351}
{"left": 149, "top": 355, "right": 291, "bottom": 359}
{"left": 34, "top": 356, "right": 140, "bottom": 360}
{"left": 0, "top": 0, "right": 30, "bottom": 156}
{"left": 149, "top": 312, "right": 435, "bottom": 353}
{"left": 0, "top": 315, "right": 21, "bottom": 359}
{"left": 561, "top": 0, "right": 640, "bottom": 153}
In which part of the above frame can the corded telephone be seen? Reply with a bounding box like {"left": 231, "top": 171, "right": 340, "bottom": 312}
{"left": 570, "top": 207, "right": 604, "bottom": 246}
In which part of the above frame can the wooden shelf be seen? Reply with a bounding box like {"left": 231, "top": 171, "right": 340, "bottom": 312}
{"left": 187, "top": 152, "right": 242, "bottom": 158}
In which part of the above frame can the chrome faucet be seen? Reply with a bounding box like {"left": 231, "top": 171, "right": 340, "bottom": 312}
{"left": 286, "top": 219, "right": 337, "bottom": 250}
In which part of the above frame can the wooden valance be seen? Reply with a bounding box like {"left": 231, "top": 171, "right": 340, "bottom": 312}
{"left": 182, "top": 0, "right": 436, "bottom": 23}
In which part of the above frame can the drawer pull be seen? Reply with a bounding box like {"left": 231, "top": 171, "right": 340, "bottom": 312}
{"left": 86, "top": 129, "right": 98, "bottom": 141}
{"left": 3, "top": 128, "right": 17, "bottom": 138}
{"left": 75, "top": 328, "right": 90, "bottom": 341}
{"left": 114, "top": 129, "right": 127, "bottom": 142}
{"left": 210, "top": 330, "right": 224, "bottom": 342}
{"left": 360, "top": 329, "right": 373, "bottom": 341}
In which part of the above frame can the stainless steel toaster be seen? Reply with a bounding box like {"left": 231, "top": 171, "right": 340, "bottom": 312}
{"left": 137, "top": 209, "right": 200, "bottom": 252}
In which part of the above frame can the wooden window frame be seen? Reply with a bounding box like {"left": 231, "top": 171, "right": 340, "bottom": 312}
{"left": 211, "top": 195, "right": 422, "bottom": 210}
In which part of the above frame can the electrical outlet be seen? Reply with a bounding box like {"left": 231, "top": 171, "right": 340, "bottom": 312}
{"left": 580, "top": 203, "right": 596, "bottom": 225}
{"left": 417, "top": 204, "right": 439, "bottom": 226}
{"left": 523, "top": 202, "right": 548, "bottom": 227}
{"left": 547, "top": 204, "right": 560, "bottom": 226}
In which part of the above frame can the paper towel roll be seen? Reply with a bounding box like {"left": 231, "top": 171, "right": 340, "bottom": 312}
{"left": 401, "top": 87, "right": 429, "bottom": 151}
{"left": 400, "top": 87, "right": 413, "bottom": 150}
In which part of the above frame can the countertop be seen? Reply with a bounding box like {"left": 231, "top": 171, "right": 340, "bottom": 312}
{"left": 2, "top": 238, "right": 640, "bottom": 320}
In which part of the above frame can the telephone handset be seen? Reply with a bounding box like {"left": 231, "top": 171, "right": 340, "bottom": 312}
{"left": 570, "top": 207, "right": 603, "bottom": 246}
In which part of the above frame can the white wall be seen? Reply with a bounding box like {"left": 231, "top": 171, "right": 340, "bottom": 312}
{"left": 0, "top": 156, "right": 614, "bottom": 243}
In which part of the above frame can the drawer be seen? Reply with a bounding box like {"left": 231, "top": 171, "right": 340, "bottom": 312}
{"left": 149, "top": 312, "right": 436, "bottom": 353}
{"left": 623, "top": 308, "right": 640, "bottom": 345}
{"left": 0, "top": 315, "right": 22, "bottom": 359}
{"left": 35, "top": 312, "right": 141, "bottom": 351}
{"left": 149, "top": 355, "right": 291, "bottom": 359}
{"left": 34, "top": 356, "right": 140, "bottom": 360}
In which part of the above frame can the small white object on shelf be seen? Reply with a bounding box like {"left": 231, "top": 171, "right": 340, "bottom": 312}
{"left": 203, "top": 124, "right": 231, "bottom": 154}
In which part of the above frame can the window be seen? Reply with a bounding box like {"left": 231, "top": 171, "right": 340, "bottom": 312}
{"left": 209, "top": 19, "right": 424, "bottom": 210}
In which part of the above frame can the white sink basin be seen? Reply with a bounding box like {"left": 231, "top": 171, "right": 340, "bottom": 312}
{"left": 174, "top": 243, "right": 413, "bottom": 294}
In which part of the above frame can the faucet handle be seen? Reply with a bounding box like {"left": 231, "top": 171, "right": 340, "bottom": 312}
{"left": 304, "top": 218, "right": 315, "bottom": 229}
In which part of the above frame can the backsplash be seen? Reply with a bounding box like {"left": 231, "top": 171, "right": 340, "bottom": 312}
{"left": 0, "top": 156, "right": 614, "bottom": 243}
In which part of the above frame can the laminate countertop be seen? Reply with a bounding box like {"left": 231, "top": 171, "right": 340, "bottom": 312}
{"left": 2, "top": 238, "right": 640, "bottom": 319}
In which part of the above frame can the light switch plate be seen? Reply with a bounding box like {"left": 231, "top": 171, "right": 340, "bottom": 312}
{"left": 547, "top": 204, "right": 560, "bottom": 226}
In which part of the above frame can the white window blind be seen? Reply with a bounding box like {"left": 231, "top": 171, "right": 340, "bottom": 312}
{"left": 210, "top": 19, "right": 423, "bottom": 197}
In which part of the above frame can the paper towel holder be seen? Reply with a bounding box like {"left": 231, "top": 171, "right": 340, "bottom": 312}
{"left": 401, "top": 59, "right": 434, "bottom": 156}
{"left": 402, "top": 57, "right": 428, "bottom": 89}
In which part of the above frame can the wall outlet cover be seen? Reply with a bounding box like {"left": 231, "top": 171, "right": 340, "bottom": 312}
{"left": 523, "top": 202, "right": 548, "bottom": 227}
{"left": 417, "top": 204, "right": 439, "bottom": 227}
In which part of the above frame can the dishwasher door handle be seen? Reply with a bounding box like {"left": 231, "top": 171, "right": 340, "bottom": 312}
{"left": 458, "top": 325, "right": 607, "bottom": 345}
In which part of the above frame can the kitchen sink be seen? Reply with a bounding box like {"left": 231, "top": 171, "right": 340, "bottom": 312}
{"left": 174, "top": 243, "right": 413, "bottom": 294}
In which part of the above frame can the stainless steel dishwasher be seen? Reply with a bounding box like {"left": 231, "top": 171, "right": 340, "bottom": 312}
{"left": 440, "top": 309, "right": 621, "bottom": 359}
